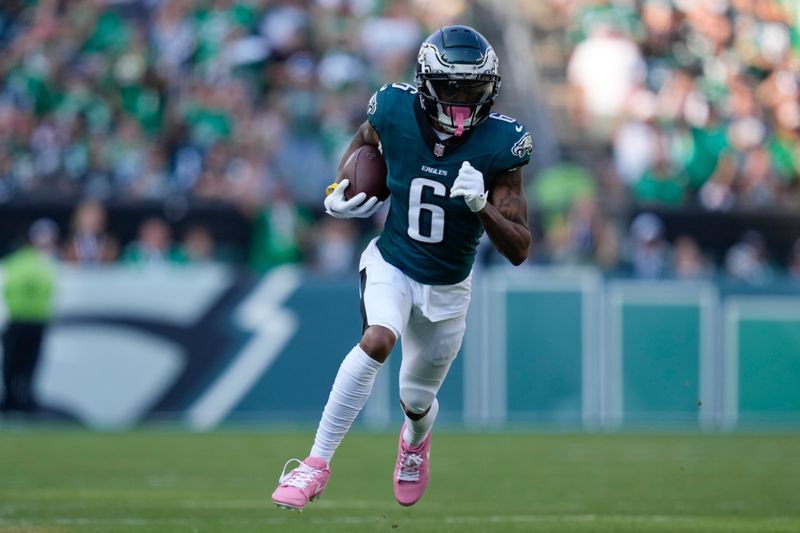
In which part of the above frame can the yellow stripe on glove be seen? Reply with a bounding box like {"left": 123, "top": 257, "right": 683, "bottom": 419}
{"left": 325, "top": 181, "right": 339, "bottom": 196}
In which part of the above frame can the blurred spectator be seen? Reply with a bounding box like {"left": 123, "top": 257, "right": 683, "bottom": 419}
{"left": 632, "top": 132, "right": 687, "bottom": 206}
{"left": 558, "top": 197, "right": 599, "bottom": 264}
{"left": 738, "top": 147, "right": 781, "bottom": 208}
{"left": 671, "top": 235, "right": 714, "bottom": 279}
{"left": 569, "top": 197, "right": 621, "bottom": 270}
{"left": 684, "top": 108, "right": 728, "bottom": 192}
{"left": 529, "top": 162, "right": 596, "bottom": 232}
{"left": 176, "top": 224, "right": 217, "bottom": 264}
{"left": 547, "top": 196, "right": 620, "bottom": 270}
{"left": 529, "top": 162, "right": 600, "bottom": 264}
{"left": 534, "top": 161, "right": 597, "bottom": 207}
{"left": 613, "top": 90, "right": 658, "bottom": 185}
{"left": 1, "top": 218, "right": 58, "bottom": 415}
{"left": 724, "top": 230, "right": 775, "bottom": 284}
{"left": 122, "top": 216, "right": 180, "bottom": 266}
{"left": 594, "top": 220, "right": 622, "bottom": 272}
{"left": 626, "top": 212, "right": 671, "bottom": 279}
{"left": 62, "top": 199, "right": 119, "bottom": 264}
{"left": 359, "top": 0, "right": 423, "bottom": 81}
{"left": 640, "top": 0, "right": 678, "bottom": 57}
{"left": 699, "top": 159, "right": 737, "bottom": 211}
{"left": 249, "top": 185, "right": 311, "bottom": 273}
{"left": 126, "top": 145, "right": 171, "bottom": 200}
{"left": 150, "top": 0, "right": 195, "bottom": 82}
{"left": 567, "top": 21, "right": 646, "bottom": 137}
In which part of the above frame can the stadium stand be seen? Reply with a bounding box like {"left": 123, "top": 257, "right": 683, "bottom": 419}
{"left": 1, "top": 0, "right": 799, "bottom": 280}
{"left": 527, "top": 0, "right": 800, "bottom": 279}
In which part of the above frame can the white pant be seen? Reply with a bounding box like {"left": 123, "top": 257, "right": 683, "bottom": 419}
{"left": 358, "top": 238, "right": 470, "bottom": 410}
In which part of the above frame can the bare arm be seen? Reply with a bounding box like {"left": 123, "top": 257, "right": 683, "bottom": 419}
{"left": 333, "top": 121, "right": 381, "bottom": 183}
{"left": 476, "top": 167, "right": 531, "bottom": 265}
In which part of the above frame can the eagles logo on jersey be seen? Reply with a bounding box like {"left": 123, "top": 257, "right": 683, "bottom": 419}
{"left": 511, "top": 132, "right": 533, "bottom": 158}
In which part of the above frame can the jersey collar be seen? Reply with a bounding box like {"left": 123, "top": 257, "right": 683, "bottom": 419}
{"left": 413, "top": 96, "right": 475, "bottom": 159}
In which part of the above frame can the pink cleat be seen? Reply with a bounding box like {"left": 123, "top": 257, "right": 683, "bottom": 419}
{"left": 393, "top": 423, "right": 431, "bottom": 506}
{"left": 272, "top": 456, "right": 330, "bottom": 511}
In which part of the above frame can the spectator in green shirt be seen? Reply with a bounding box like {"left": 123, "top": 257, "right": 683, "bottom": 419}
{"left": 121, "top": 217, "right": 184, "bottom": 266}
{"left": 633, "top": 142, "right": 687, "bottom": 206}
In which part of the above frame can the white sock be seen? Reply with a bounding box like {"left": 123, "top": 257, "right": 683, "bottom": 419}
{"left": 309, "top": 345, "right": 382, "bottom": 463}
{"left": 403, "top": 397, "right": 439, "bottom": 448}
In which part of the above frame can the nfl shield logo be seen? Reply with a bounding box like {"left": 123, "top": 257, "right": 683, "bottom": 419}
{"left": 434, "top": 143, "right": 445, "bottom": 157}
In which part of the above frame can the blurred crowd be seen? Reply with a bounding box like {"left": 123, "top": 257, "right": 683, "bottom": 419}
{"left": 1, "top": 0, "right": 800, "bottom": 282}
{"left": 523, "top": 0, "right": 800, "bottom": 281}
{"left": 0, "top": 0, "right": 460, "bottom": 273}
{"left": 0, "top": 0, "right": 446, "bottom": 206}
{"left": 562, "top": 0, "right": 800, "bottom": 210}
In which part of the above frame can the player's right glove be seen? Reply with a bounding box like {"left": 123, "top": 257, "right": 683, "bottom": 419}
{"left": 324, "top": 179, "right": 383, "bottom": 218}
{"left": 450, "top": 161, "right": 488, "bottom": 212}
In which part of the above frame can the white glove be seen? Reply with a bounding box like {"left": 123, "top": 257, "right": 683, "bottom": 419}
{"left": 324, "top": 179, "right": 383, "bottom": 218}
{"left": 450, "top": 161, "right": 487, "bottom": 212}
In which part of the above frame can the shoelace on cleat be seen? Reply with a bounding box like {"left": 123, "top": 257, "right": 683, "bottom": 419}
{"left": 397, "top": 451, "right": 424, "bottom": 482}
{"left": 278, "top": 458, "right": 322, "bottom": 490}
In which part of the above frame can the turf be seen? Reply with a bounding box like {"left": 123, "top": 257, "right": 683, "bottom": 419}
{"left": 0, "top": 431, "right": 798, "bottom": 532}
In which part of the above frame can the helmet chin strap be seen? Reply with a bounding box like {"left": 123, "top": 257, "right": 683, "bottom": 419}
{"left": 448, "top": 106, "right": 472, "bottom": 136}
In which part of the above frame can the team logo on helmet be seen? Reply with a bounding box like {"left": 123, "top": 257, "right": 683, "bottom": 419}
{"left": 417, "top": 42, "right": 498, "bottom": 76}
{"left": 511, "top": 132, "right": 533, "bottom": 158}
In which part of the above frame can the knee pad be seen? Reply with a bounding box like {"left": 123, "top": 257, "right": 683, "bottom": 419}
{"left": 399, "top": 381, "right": 436, "bottom": 416}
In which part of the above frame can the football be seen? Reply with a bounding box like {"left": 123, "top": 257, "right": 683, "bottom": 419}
{"left": 342, "top": 145, "right": 390, "bottom": 201}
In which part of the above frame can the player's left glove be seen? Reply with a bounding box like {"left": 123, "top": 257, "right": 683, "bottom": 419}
{"left": 450, "top": 161, "right": 487, "bottom": 212}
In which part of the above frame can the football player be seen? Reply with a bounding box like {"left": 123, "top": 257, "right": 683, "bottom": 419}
{"left": 272, "top": 25, "right": 533, "bottom": 510}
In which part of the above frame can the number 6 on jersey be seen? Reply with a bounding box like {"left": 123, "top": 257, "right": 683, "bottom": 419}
{"left": 407, "top": 177, "right": 446, "bottom": 243}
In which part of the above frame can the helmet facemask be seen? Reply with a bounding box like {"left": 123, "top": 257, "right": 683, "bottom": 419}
{"left": 419, "top": 76, "right": 499, "bottom": 136}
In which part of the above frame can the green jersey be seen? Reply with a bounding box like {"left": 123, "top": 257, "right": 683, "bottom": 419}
{"left": 367, "top": 83, "right": 532, "bottom": 285}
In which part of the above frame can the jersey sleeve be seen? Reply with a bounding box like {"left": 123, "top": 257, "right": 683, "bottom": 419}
{"left": 494, "top": 126, "right": 533, "bottom": 174}
{"left": 366, "top": 83, "right": 390, "bottom": 140}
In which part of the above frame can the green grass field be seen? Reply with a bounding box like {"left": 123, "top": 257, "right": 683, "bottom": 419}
{"left": 0, "top": 430, "right": 798, "bottom": 532}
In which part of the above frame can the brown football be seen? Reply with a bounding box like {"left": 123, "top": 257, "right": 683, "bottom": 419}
{"left": 342, "top": 145, "right": 390, "bottom": 201}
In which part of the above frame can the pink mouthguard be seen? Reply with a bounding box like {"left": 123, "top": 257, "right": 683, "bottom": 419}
{"left": 450, "top": 106, "right": 471, "bottom": 136}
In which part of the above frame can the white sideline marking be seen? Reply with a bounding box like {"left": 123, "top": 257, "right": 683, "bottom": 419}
{"left": 187, "top": 266, "right": 301, "bottom": 430}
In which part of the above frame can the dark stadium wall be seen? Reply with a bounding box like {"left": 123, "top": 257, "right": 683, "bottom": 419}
{"left": 0, "top": 201, "right": 253, "bottom": 258}
{"left": 2, "top": 202, "right": 800, "bottom": 266}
